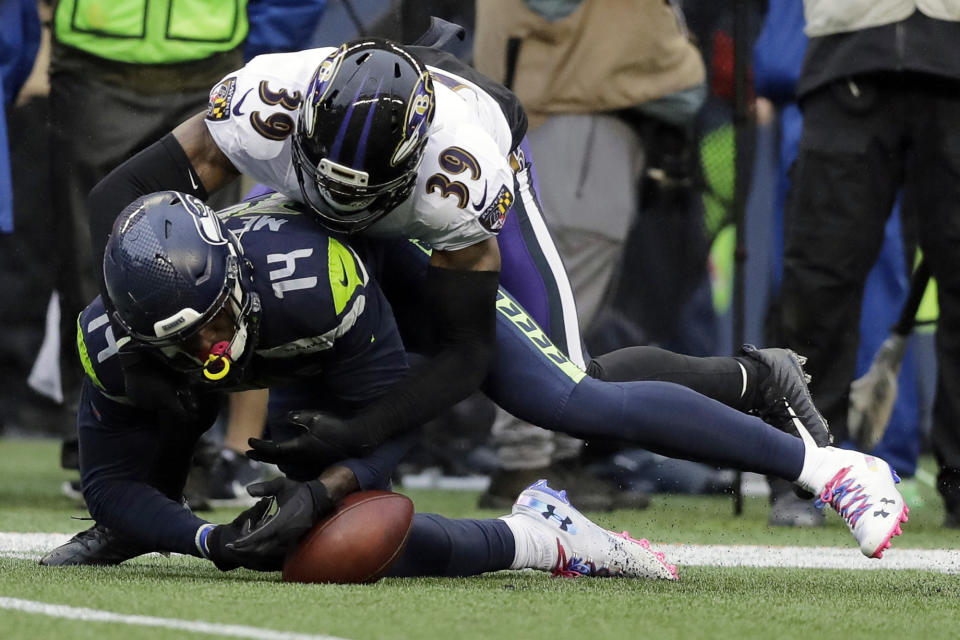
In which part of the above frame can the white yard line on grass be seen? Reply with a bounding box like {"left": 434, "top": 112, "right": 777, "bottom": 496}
{"left": 663, "top": 543, "right": 960, "bottom": 573}
{"left": 4, "top": 532, "right": 959, "bottom": 574}
{"left": 1, "top": 533, "right": 71, "bottom": 555}
{"left": 0, "top": 597, "right": 351, "bottom": 640}
{"left": 0, "top": 533, "right": 164, "bottom": 562}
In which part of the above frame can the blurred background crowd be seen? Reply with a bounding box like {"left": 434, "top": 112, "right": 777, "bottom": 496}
{"left": 1, "top": 1, "right": 955, "bottom": 528}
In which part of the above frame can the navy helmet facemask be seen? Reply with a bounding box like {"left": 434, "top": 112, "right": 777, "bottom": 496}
{"left": 102, "top": 191, "right": 260, "bottom": 383}
{"left": 292, "top": 38, "right": 436, "bottom": 234}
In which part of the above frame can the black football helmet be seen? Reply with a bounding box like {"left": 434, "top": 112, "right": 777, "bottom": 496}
{"left": 292, "top": 38, "right": 436, "bottom": 233}
{"left": 102, "top": 191, "right": 260, "bottom": 379}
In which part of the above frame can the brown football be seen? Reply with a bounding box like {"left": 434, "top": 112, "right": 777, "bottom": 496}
{"left": 282, "top": 490, "right": 415, "bottom": 584}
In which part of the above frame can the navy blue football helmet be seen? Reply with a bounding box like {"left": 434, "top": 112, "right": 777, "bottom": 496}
{"left": 103, "top": 191, "right": 260, "bottom": 377}
{"left": 292, "top": 38, "right": 435, "bottom": 233}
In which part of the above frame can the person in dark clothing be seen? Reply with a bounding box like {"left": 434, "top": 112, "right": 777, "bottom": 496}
{"left": 777, "top": 5, "right": 960, "bottom": 527}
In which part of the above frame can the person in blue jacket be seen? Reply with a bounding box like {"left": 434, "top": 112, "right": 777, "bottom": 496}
{"left": 0, "top": 0, "right": 40, "bottom": 233}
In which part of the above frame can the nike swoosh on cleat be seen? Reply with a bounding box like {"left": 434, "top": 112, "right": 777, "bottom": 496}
{"left": 471, "top": 182, "right": 488, "bottom": 211}
{"left": 232, "top": 89, "right": 252, "bottom": 116}
{"left": 786, "top": 402, "right": 818, "bottom": 449}
{"left": 337, "top": 256, "right": 349, "bottom": 287}
{"left": 187, "top": 169, "right": 200, "bottom": 190}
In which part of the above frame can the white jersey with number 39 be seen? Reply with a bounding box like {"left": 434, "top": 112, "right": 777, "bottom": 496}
{"left": 205, "top": 48, "right": 517, "bottom": 251}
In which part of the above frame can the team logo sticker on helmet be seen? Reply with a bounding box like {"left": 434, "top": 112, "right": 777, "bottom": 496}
{"left": 206, "top": 77, "right": 237, "bottom": 121}
{"left": 181, "top": 194, "right": 228, "bottom": 245}
{"left": 301, "top": 45, "right": 347, "bottom": 139}
{"left": 479, "top": 185, "right": 514, "bottom": 232}
{"left": 391, "top": 70, "right": 435, "bottom": 166}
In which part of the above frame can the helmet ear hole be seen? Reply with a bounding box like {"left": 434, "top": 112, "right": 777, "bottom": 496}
{"left": 165, "top": 220, "right": 173, "bottom": 238}
{"left": 356, "top": 52, "right": 371, "bottom": 65}
{"left": 394, "top": 62, "right": 402, "bottom": 78}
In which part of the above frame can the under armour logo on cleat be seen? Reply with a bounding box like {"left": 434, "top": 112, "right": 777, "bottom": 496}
{"left": 541, "top": 504, "right": 574, "bottom": 531}
{"left": 880, "top": 498, "right": 897, "bottom": 505}
{"left": 874, "top": 509, "right": 890, "bottom": 518}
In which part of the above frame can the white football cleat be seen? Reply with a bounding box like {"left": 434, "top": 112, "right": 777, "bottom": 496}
{"left": 808, "top": 448, "right": 909, "bottom": 558}
{"left": 506, "top": 479, "right": 678, "bottom": 580}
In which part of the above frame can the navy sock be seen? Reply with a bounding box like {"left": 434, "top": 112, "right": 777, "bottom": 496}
{"left": 561, "top": 377, "right": 806, "bottom": 480}
{"left": 588, "top": 346, "right": 759, "bottom": 411}
{"left": 387, "top": 515, "right": 515, "bottom": 578}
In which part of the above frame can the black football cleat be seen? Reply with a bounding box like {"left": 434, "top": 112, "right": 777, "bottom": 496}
{"left": 39, "top": 524, "right": 150, "bottom": 566}
{"left": 741, "top": 344, "right": 832, "bottom": 448}
{"left": 207, "top": 448, "right": 268, "bottom": 507}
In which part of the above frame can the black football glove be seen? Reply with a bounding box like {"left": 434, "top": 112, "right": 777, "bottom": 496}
{"left": 118, "top": 349, "right": 199, "bottom": 422}
{"left": 226, "top": 477, "right": 335, "bottom": 558}
{"left": 203, "top": 497, "right": 285, "bottom": 572}
{"left": 246, "top": 411, "right": 366, "bottom": 470}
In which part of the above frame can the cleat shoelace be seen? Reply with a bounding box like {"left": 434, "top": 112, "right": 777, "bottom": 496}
{"left": 73, "top": 527, "right": 108, "bottom": 550}
{"left": 551, "top": 539, "right": 601, "bottom": 578}
{"left": 815, "top": 466, "right": 871, "bottom": 527}
{"left": 815, "top": 464, "right": 910, "bottom": 559}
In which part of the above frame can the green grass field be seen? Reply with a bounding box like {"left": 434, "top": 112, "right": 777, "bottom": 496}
{"left": 2, "top": 438, "right": 959, "bottom": 640}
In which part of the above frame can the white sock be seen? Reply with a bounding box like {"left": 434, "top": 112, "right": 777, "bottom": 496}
{"left": 499, "top": 514, "right": 557, "bottom": 571}
{"left": 796, "top": 444, "right": 835, "bottom": 495}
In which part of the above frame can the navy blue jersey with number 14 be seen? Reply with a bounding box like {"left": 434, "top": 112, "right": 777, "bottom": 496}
{"left": 74, "top": 193, "right": 410, "bottom": 555}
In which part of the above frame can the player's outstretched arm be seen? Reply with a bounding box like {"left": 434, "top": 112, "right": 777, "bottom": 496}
{"left": 171, "top": 112, "right": 239, "bottom": 192}
{"left": 346, "top": 239, "right": 502, "bottom": 438}
{"left": 87, "top": 112, "right": 240, "bottom": 283}
{"left": 339, "top": 240, "right": 501, "bottom": 438}
{"left": 247, "top": 239, "right": 501, "bottom": 467}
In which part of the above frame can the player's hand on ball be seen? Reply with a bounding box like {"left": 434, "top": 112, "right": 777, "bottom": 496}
{"left": 245, "top": 411, "right": 359, "bottom": 469}
{"left": 205, "top": 497, "right": 285, "bottom": 572}
{"left": 227, "top": 477, "right": 335, "bottom": 557}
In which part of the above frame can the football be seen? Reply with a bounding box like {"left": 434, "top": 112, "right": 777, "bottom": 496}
{"left": 282, "top": 490, "right": 415, "bottom": 584}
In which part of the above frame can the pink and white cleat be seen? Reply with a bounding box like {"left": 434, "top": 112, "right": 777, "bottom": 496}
{"left": 809, "top": 448, "right": 909, "bottom": 558}
{"left": 507, "top": 479, "right": 679, "bottom": 580}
